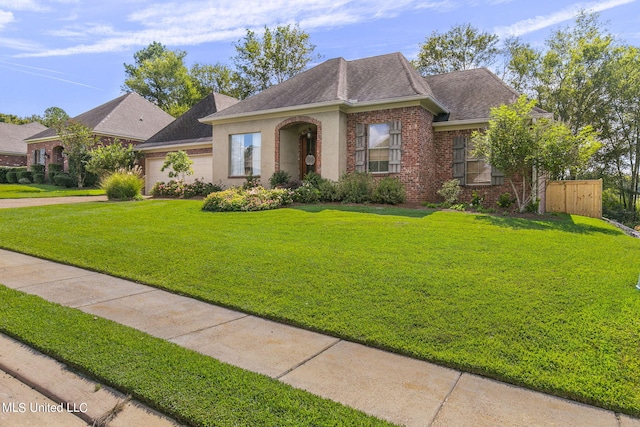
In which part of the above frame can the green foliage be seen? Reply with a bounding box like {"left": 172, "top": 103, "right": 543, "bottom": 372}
{"left": 496, "top": 192, "right": 516, "bottom": 208}
{"left": 48, "top": 163, "right": 63, "bottom": 173}
{"left": 55, "top": 120, "right": 95, "bottom": 188}
{"left": 242, "top": 174, "right": 260, "bottom": 189}
{"left": 202, "top": 186, "right": 292, "bottom": 212}
{"left": 17, "top": 178, "right": 31, "bottom": 184}
{"left": 86, "top": 142, "right": 138, "bottom": 177}
{"left": 0, "top": 168, "right": 6, "bottom": 184}
{"left": 337, "top": 172, "right": 374, "bottom": 203}
{"left": 371, "top": 177, "right": 406, "bottom": 205}
{"left": 30, "top": 164, "right": 45, "bottom": 175}
{"left": 469, "top": 190, "right": 484, "bottom": 209}
{"left": 292, "top": 182, "right": 320, "bottom": 203}
{"left": 6, "top": 171, "right": 17, "bottom": 184}
{"left": 17, "top": 171, "right": 32, "bottom": 182}
{"left": 413, "top": 23, "right": 500, "bottom": 75}
{"left": 189, "top": 62, "right": 248, "bottom": 100}
{"left": 233, "top": 24, "right": 322, "bottom": 97}
{"left": 54, "top": 173, "right": 75, "bottom": 188}
{"left": 525, "top": 198, "right": 540, "bottom": 214}
{"left": 318, "top": 179, "right": 339, "bottom": 202}
{"left": 33, "top": 173, "right": 45, "bottom": 184}
{"left": 437, "top": 179, "right": 461, "bottom": 205}
{"left": 151, "top": 179, "right": 223, "bottom": 198}
{"left": 302, "top": 171, "right": 323, "bottom": 188}
{"left": 269, "top": 170, "right": 291, "bottom": 188}
{"left": 100, "top": 168, "right": 144, "bottom": 201}
{"left": 160, "top": 151, "right": 194, "bottom": 180}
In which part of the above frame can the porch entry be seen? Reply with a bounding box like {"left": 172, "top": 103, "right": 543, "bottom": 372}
{"left": 300, "top": 127, "right": 316, "bottom": 179}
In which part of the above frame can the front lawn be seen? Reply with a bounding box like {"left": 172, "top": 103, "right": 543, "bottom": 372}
{"left": 0, "top": 200, "right": 638, "bottom": 416}
{"left": 0, "top": 287, "right": 390, "bottom": 426}
{"left": 0, "top": 183, "right": 104, "bottom": 198}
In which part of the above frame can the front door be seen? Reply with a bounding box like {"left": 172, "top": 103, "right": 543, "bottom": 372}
{"left": 299, "top": 132, "right": 316, "bottom": 179}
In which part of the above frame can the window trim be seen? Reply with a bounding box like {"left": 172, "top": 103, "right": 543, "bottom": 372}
{"left": 368, "top": 123, "right": 391, "bottom": 174}
{"left": 229, "top": 132, "right": 261, "bottom": 178}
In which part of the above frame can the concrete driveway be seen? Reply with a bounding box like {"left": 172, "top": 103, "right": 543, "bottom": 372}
{"left": 0, "top": 196, "right": 107, "bottom": 209}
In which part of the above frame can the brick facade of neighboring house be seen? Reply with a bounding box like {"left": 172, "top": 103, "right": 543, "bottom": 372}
{"left": 0, "top": 122, "right": 47, "bottom": 168}
{"left": 0, "top": 154, "right": 26, "bottom": 167}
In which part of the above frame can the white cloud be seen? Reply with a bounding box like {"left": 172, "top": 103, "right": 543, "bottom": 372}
{"left": 494, "top": 0, "right": 637, "bottom": 38}
{"left": 0, "top": 0, "right": 48, "bottom": 12}
{"left": 18, "top": 0, "right": 433, "bottom": 57}
{"left": 0, "top": 10, "right": 13, "bottom": 30}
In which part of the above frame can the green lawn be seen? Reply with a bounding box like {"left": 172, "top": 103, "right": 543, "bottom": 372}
{"left": 0, "top": 183, "right": 104, "bottom": 198}
{"left": 0, "top": 287, "right": 390, "bottom": 426}
{"left": 0, "top": 200, "right": 639, "bottom": 416}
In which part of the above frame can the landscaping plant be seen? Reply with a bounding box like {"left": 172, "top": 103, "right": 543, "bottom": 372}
{"left": 100, "top": 168, "right": 144, "bottom": 200}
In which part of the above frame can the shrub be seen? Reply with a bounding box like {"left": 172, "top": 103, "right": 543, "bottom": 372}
{"left": 497, "top": 192, "right": 515, "bottom": 208}
{"left": 48, "top": 171, "right": 57, "bottom": 183}
{"left": 470, "top": 191, "right": 484, "bottom": 209}
{"left": 525, "top": 198, "right": 540, "bottom": 214}
{"left": 437, "top": 179, "right": 461, "bottom": 206}
{"left": 48, "top": 163, "right": 64, "bottom": 174}
{"left": 101, "top": 168, "right": 144, "bottom": 200}
{"left": 30, "top": 164, "right": 45, "bottom": 175}
{"left": 202, "top": 186, "right": 292, "bottom": 212}
{"left": 0, "top": 168, "right": 7, "bottom": 183}
{"left": 243, "top": 174, "right": 260, "bottom": 190}
{"left": 33, "top": 173, "right": 45, "bottom": 184}
{"left": 151, "top": 179, "right": 223, "bottom": 199}
{"left": 292, "top": 182, "right": 320, "bottom": 203}
{"left": 302, "top": 171, "right": 323, "bottom": 188}
{"left": 372, "top": 177, "right": 406, "bottom": 205}
{"left": 318, "top": 180, "right": 339, "bottom": 202}
{"left": 6, "top": 171, "right": 18, "bottom": 184}
{"left": 54, "top": 173, "right": 75, "bottom": 188}
{"left": 18, "top": 178, "right": 31, "bottom": 184}
{"left": 337, "top": 172, "right": 374, "bottom": 203}
{"left": 17, "top": 171, "right": 33, "bottom": 182}
{"left": 269, "top": 170, "right": 291, "bottom": 188}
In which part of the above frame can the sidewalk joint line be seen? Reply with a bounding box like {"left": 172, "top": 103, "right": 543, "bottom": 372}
{"left": 166, "top": 314, "right": 251, "bottom": 340}
{"left": 73, "top": 289, "right": 159, "bottom": 308}
{"left": 428, "top": 371, "right": 463, "bottom": 427}
{"left": 275, "top": 338, "right": 342, "bottom": 379}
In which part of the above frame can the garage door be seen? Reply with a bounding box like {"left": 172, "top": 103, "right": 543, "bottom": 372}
{"left": 145, "top": 154, "right": 213, "bottom": 193}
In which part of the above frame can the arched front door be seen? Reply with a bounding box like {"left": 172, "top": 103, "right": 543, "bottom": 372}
{"left": 299, "top": 128, "right": 317, "bottom": 179}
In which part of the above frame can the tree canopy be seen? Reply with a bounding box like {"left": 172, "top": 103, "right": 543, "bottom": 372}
{"left": 413, "top": 23, "right": 500, "bottom": 75}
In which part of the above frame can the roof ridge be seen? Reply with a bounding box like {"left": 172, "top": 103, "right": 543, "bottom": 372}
{"left": 479, "top": 68, "right": 519, "bottom": 103}
{"left": 396, "top": 52, "right": 430, "bottom": 96}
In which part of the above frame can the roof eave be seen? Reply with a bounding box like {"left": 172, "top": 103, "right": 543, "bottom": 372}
{"left": 136, "top": 138, "right": 212, "bottom": 152}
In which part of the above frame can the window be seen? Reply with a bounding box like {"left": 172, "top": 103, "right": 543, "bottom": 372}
{"left": 33, "top": 148, "right": 46, "bottom": 165}
{"left": 368, "top": 123, "right": 390, "bottom": 172}
{"left": 230, "top": 133, "right": 261, "bottom": 176}
{"left": 355, "top": 121, "right": 402, "bottom": 174}
{"left": 465, "top": 140, "right": 492, "bottom": 185}
{"left": 452, "top": 136, "right": 503, "bottom": 185}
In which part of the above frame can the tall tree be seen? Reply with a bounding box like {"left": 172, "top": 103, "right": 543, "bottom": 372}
{"left": 190, "top": 62, "right": 248, "bottom": 100}
{"left": 233, "top": 24, "right": 321, "bottom": 97}
{"left": 413, "top": 23, "right": 500, "bottom": 75}
{"left": 55, "top": 120, "right": 95, "bottom": 188}
{"left": 42, "top": 106, "right": 69, "bottom": 128}
{"left": 472, "top": 96, "right": 599, "bottom": 212}
{"left": 123, "top": 42, "right": 198, "bottom": 117}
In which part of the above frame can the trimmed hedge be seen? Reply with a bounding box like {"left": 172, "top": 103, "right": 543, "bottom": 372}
{"left": 6, "top": 171, "right": 17, "bottom": 184}
{"left": 54, "top": 173, "right": 75, "bottom": 188}
{"left": 18, "top": 171, "right": 33, "bottom": 183}
{"left": 33, "top": 173, "right": 45, "bottom": 184}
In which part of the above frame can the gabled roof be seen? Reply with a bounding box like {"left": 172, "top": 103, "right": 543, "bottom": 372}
{"left": 26, "top": 92, "right": 174, "bottom": 142}
{"left": 0, "top": 122, "right": 48, "bottom": 155}
{"left": 137, "top": 92, "right": 238, "bottom": 150}
{"left": 425, "top": 68, "right": 547, "bottom": 122}
{"left": 202, "top": 52, "right": 446, "bottom": 121}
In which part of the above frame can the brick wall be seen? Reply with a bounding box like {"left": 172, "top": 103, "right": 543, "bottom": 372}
{"left": 434, "top": 128, "right": 523, "bottom": 206}
{"left": 346, "top": 107, "right": 434, "bottom": 202}
{"left": 0, "top": 154, "right": 27, "bottom": 167}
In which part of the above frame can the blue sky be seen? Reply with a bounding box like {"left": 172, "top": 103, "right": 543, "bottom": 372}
{"left": 0, "top": 0, "right": 638, "bottom": 118}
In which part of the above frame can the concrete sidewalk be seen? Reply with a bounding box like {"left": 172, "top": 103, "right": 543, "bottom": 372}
{"left": 0, "top": 195, "right": 107, "bottom": 209}
{"left": 0, "top": 248, "right": 638, "bottom": 427}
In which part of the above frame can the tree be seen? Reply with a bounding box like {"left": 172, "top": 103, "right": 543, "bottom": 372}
{"left": 55, "top": 120, "right": 95, "bottom": 188}
{"left": 123, "top": 42, "right": 199, "bottom": 117}
{"left": 42, "top": 107, "right": 69, "bottom": 128}
{"left": 190, "top": 62, "right": 248, "bottom": 100}
{"left": 233, "top": 24, "right": 321, "bottom": 97}
{"left": 161, "top": 151, "right": 194, "bottom": 181}
{"left": 413, "top": 23, "right": 500, "bottom": 75}
{"left": 472, "top": 96, "right": 600, "bottom": 212}
{"left": 86, "top": 142, "right": 139, "bottom": 178}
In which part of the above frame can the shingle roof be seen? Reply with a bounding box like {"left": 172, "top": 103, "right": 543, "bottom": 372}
{"left": 0, "top": 122, "right": 48, "bottom": 155}
{"left": 27, "top": 92, "right": 174, "bottom": 141}
{"left": 202, "top": 52, "right": 440, "bottom": 120}
{"left": 137, "top": 92, "right": 238, "bottom": 149}
{"left": 425, "top": 68, "right": 547, "bottom": 121}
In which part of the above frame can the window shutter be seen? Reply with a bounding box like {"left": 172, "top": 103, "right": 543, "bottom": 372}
{"left": 355, "top": 123, "right": 366, "bottom": 172}
{"left": 452, "top": 136, "right": 466, "bottom": 184}
{"left": 491, "top": 165, "right": 504, "bottom": 186}
{"left": 389, "top": 120, "right": 402, "bottom": 173}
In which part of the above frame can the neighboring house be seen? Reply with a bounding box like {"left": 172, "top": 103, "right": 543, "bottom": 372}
{"left": 136, "top": 92, "right": 238, "bottom": 193}
{"left": 25, "top": 92, "right": 173, "bottom": 178}
{"left": 0, "top": 122, "right": 48, "bottom": 167}
{"left": 196, "top": 52, "right": 548, "bottom": 204}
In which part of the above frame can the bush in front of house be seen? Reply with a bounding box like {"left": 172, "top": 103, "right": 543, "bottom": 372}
{"left": 371, "top": 176, "right": 406, "bottom": 205}
{"left": 292, "top": 181, "right": 320, "bottom": 203}
{"left": 337, "top": 172, "right": 374, "bottom": 203}
{"left": 33, "top": 173, "right": 45, "bottom": 184}
{"left": 0, "top": 168, "right": 8, "bottom": 183}
{"left": 151, "top": 179, "right": 224, "bottom": 199}
{"left": 100, "top": 168, "right": 144, "bottom": 201}
{"left": 30, "top": 164, "right": 45, "bottom": 175}
{"left": 202, "top": 186, "right": 292, "bottom": 212}
{"left": 54, "top": 173, "right": 75, "bottom": 188}
{"left": 437, "top": 179, "right": 461, "bottom": 206}
{"left": 17, "top": 171, "right": 33, "bottom": 183}
{"left": 268, "top": 170, "right": 291, "bottom": 188}
{"left": 18, "top": 178, "right": 31, "bottom": 184}
{"left": 6, "top": 171, "right": 18, "bottom": 184}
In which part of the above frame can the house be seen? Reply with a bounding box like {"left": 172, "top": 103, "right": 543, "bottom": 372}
{"left": 0, "top": 122, "right": 48, "bottom": 167}
{"left": 25, "top": 92, "right": 173, "bottom": 178}
{"left": 194, "top": 52, "right": 548, "bottom": 204}
{"left": 136, "top": 92, "right": 238, "bottom": 193}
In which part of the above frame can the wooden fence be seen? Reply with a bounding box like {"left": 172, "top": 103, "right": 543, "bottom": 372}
{"left": 545, "top": 179, "right": 602, "bottom": 218}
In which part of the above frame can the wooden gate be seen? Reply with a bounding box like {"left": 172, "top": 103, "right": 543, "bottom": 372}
{"left": 545, "top": 179, "right": 602, "bottom": 218}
